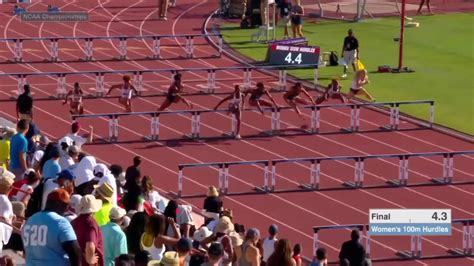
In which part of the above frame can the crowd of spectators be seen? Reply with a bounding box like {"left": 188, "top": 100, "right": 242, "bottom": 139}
{"left": 0, "top": 119, "right": 370, "bottom": 266}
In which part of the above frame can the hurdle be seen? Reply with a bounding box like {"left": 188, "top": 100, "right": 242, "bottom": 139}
{"left": 0, "top": 33, "right": 223, "bottom": 62}
{"left": 312, "top": 224, "right": 371, "bottom": 258}
{"left": 176, "top": 160, "right": 268, "bottom": 197}
{"left": 447, "top": 219, "right": 474, "bottom": 257}
{"left": 0, "top": 64, "right": 319, "bottom": 97}
{"left": 173, "top": 151, "right": 474, "bottom": 197}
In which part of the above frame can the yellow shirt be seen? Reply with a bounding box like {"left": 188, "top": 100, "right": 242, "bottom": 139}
{"left": 0, "top": 139, "right": 10, "bottom": 170}
{"left": 94, "top": 202, "right": 113, "bottom": 226}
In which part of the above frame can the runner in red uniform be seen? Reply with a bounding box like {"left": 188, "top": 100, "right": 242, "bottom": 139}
{"left": 158, "top": 73, "right": 193, "bottom": 111}
{"left": 283, "top": 82, "right": 315, "bottom": 116}
{"left": 63, "top": 82, "right": 84, "bottom": 115}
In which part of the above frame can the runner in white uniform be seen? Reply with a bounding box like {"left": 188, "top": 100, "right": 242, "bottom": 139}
{"left": 107, "top": 75, "right": 138, "bottom": 112}
{"left": 214, "top": 85, "right": 244, "bottom": 139}
{"left": 346, "top": 69, "right": 375, "bottom": 101}
{"left": 63, "top": 82, "right": 84, "bottom": 115}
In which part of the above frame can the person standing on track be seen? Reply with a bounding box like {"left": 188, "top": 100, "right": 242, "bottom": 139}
{"left": 315, "top": 78, "right": 346, "bottom": 104}
{"left": 346, "top": 69, "right": 375, "bottom": 102}
{"left": 158, "top": 0, "right": 169, "bottom": 20}
{"left": 106, "top": 75, "right": 139, "bottom": 113}
{"left": 417, "top": 0, "right": 433, "bottom": 15}
{"left": 341, "top": 29, "right": 359, "bottom": 78}
{"left": 214, "top": 85, "right": 244, "bottom": 139}
{"left": 63, "top": 82, "right": 84, "bottom": 115}
{"left": 16, "top": 84, "right": 34, "bottom": 122}
{"left": 278, "top": 0, "right": 292, "bottom": 39}
{"left": 243, "top": 82, "right": 279, "bottom": 115}
{"left": 158, "top": 73, "right": 193, "bottom": 111}
{"left": 290, "top": 0, "right": 304, "bottom": 38}
{"left": 283, "top": 82, "right": 315, "bottom": 117}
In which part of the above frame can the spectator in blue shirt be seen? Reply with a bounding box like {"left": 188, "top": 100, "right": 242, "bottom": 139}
{"left": 42, "top": 146, "right": 62, "bottom": 178}
{"left": 22, "top": 189, "right": 81, "bottom": 266}
{"left": 9, "top": 120, "right": 29, "bottom": 180}
{"left": 101, "top": 206, "right": 128, "bottom": 266}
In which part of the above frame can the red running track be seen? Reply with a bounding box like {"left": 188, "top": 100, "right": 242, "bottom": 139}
{"left": 0, "top": 1, "right": 473, "bottom": 265}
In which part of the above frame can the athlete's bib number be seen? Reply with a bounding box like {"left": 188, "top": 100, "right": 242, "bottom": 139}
{"left": 23, "top": 225, "right": 48, "bottom": 246}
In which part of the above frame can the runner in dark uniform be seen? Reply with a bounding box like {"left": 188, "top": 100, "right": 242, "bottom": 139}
{"left": 316, "top": 79, "right": 346, "bottom": 104}
{"left": 243, "top": 82, "right": 278, "bottom": 115}
{"left": 283, "top": 82, "right": 315, "bottom": 116}
{"left": 158, "top": 73, "right": 193, "bottom": 111}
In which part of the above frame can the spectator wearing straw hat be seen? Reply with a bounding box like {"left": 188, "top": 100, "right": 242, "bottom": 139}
{"left": 101, "top": 206, "right": 128, "bottom": 266}
{"left": 16, "top": 84, "right": 34, "bottom": 122}
{"left": 94, "top": 163, "right": 118, "bottom": 206}
{"left": 22, "top": 189, "right": 81, "bottom": 266}
{"left": 9, "top": 119, "right": 29, "bottom": 180}
{"left": 72, "top": 194, "right": 105, "bottom": 266}
{"left": 0, "top": 127, "right": 16, "bottom": 170}
{"left": 203, "top": 186, "right": 223, "bottom": 220}
{"left": 41, "top": 169, "right": 75, "bottom": 210}
{"left": 207, "top": 216, "right": 234, "bottom": 266}
{"left": 94, "top": 182, "right": 115, "bottom": 226}
{"left": 160, "top": 251, "right": 180, "bottom": 266}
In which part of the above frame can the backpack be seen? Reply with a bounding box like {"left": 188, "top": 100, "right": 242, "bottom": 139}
{"left": 25, "top": 177, "right": 51, "bottom": 218}
{"left": 329, "top": 51, "right": 339, "bottom": 66}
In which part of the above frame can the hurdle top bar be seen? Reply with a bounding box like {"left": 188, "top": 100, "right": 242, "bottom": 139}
{"left": 179, "top": 160, "right": 269, "bottom": 169}
{"left": 71, "top": 100, "right": 436, "bottom": 120}
{"left": 271, "top": 150, "right": 474, "bottom": 164}
{"left": 313, "top": 224, "right": 365, "bottom": 233}
{"left": 0, "top": 33, "right": 222, "bottom": 42}
{"left": 0, "top": 64, "right": 320, "bottom": 78}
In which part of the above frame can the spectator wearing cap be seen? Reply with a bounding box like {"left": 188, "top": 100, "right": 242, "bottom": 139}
{"left": 16, "top": 84, "right": 34, "bottom": 122}
{"left": 202, "top": 242, "right": 225, "bottom": 266}
{"left": 12, "top": 168, "right": 39, "bottom": 205}
{"left": 72, "top": 194, "right": 105, "bottom": 266}
{"left": 262, "top": 224, "right": 279, "bottom": 265}
{"left": 101, "top": 206, "right": 128, "bottom": 266}
{"left": 94, "top": 182, "right": 115, "bottom": 226}
{"left": 193, "top": 226, "right": 213, "bottom": 250}
{"left": 64, "top": 194, "right": 82, "bottom": 222}
{"left": 339, "top": 229, "right": 368, "bottom": 266}
{"left": 65, "top": 121, "right": 93, "bottom": 148}
{"left": 41, "top": 169, "right": 75, "bottom": 210}
{"left": 22, "top": 189, "right": 81, "bottom": 266}
{"left": 42, "top": 145, "right": 62, "bottom": 178}
{"left": 73, "top": 155, "right": 97, "bottom": 196}
{"left": 0, "top": 127, "right": 16, "bottom": 170}
{"left": 203, "top": 186, "right": 223, "bottom": 221}
{"left": 310, "top": 247, "right": 328, "bottom": 266}
{"left": 176, "top": 238, "right": 193, "bottom": 265}
{"left": 94, "top": 163, "right": 118, "bottom": 206}
{"left": 9, "top": 119, "right": 29, "bottom": 180}
{"left": 123, "top": 156, "right": 142, "bottom": 212}
{"left": 235, "top": 228, "right": 261, "bottom": 266}
{"left": 140, "top": 214, "right": 180, "bottom": 261}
